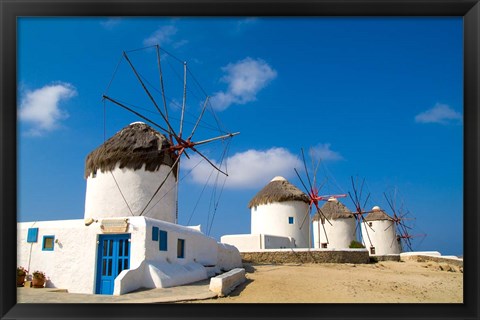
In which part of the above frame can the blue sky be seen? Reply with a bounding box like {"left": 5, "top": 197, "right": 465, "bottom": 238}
{"left": 18, "top": 17, "right": 463, "bottom": 256}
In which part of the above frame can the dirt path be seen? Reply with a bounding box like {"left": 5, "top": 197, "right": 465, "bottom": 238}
{"left": 186, "top": 260, "right": 463, "bottom": 303}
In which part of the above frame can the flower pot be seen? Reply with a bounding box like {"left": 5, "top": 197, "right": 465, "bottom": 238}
{"left": 16, "top": 275, "right": 26, "bottom": 287}
{"left": 32, "top": 277, "right": 45, "bottom": 288}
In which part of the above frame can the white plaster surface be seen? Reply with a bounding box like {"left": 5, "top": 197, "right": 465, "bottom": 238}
{"left": 84, "top": 163, "right": 177, "bottom": 222}
{"left": 209, "top": 268, "right": 246, "bottom": 296}
{"left": 312, "top": 217, "right": 356, "bottom": 249}
{"left": 221, "top": 234, "right": 294, "bottom": 252}
{"left": 216, "top": 243, "right": 242, "bottom": 271}
{"left": 18, "top": 216, "right": 242, "bottom": 295}
{"left": 361, "top": 220, "right": 401, "bottom": 255}
{"left": 251, "top": 200, "right": 310, "bottom": 248}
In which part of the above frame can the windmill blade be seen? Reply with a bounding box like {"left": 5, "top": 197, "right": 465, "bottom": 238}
{"left": 384, "top": 192, "right": 398, "bottom": 220}
{"left": 362, "top": 193, "right": 371, "bottom": 211}
{"left": 102, "top": 95, "right": 170, "bottom": 135}
{"left": 190, "top": 146, "right": 228, "bottom": 176}
{"left": 314, "top": 202, "right": 332, "bottom": 226}
{"left": 187, "top": 96, "right": 209, "bottom": 142}
{"left": 350, "top": 176, "right": 361, "bottom": 210}
{"left": 138, "top": 154, "right": 181, "bottom": 216}
{"left": 299, "top": 203, "right": 312, "bottom": 230}
{"left": 301, "top": 148, "right": 314, "bottom": 192}
{"left": 192, "top": 132, "right": 240, "bottom": 147}
{"left": 358, "top": 177, "right": 366, "bottom": 204}
{"left": 320, "top": 214, "right": 330, "bottom": 244}
{"left": 122, "top": 51, "right": 179, "bottom": 140}
{"left": 294, "top": 168, "right": 311, "bottom": 196}
{"left": 179, "top": 61, "right": 187, "bottom": 138}
{"left": 384, "top": 221, "right": 395, "bottom": 232}
{"left": 361, "top": 220, "right": 375, "bottom": 247}
{"left": 155, "top": 45, "right": 169, "bottom": 128}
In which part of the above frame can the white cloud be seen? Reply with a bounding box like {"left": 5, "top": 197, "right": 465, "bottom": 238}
{"left": 100, "top": 18, "right": 121, "bottom": 29}
{"left": 182, "top": 147, "right": 301, "bottom": 189}
{"left": 143, "top": 25, "right": 178, "bottom": 46}
{"left": 309, "top": 143, "right": 344, "bottom": 162}
{"left": 414, "top": 103, "right": 462, "bottom": 124}
{"left": 19, "top": 83, "right": 77, "bottom": 136}
{"left": 210, "top": 57, "right": 277, "bottom": 111}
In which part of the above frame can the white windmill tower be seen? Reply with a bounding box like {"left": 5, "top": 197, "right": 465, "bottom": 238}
{"left": 312, "top": 197, "right": 356, "bottom": 249}
{"left": 248, "top": 176, "right": 311, "bottom": 248}
{"left": 361, "top": 206, "right": 401, "bottom": 255}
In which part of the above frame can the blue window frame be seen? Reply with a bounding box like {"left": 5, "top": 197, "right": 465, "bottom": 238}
{"left": 159, "top": 230, "right": 168, "bottom": 251}
{"left": 152, "top": 226, "right": 159, "bottom": 241}
{"left": 288, "top": 217, "right": 294, "bottom": 224}
{"left": 27, "top": 228, "right": 38, "bottom": 243}
{"left": 42, "top": 235, "right": 55, "bottom": 251}
{"left": 177, "top": 239, "right": 185, "bottom": 258}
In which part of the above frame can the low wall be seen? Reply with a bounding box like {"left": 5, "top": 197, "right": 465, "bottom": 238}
{"left": 241, "top": 249, "right": 370, "bottom": 264}
{"left": 400, "top": 254, "right": 463, "bottom": 267}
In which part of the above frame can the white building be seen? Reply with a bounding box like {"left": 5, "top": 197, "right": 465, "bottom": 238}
{"left": 361, "top": 206, "right": 401, "bottom": 255}
{"left": 221, "top": 176, "right": 311, "bottom": 250}
{"left": 17, "top": 122, "right": 242, "bottom": 295}
{"left": 312, "top": 197, "right": 356, "bottom": 249}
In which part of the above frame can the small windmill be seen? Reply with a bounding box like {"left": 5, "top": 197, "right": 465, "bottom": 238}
{"left": 293, "top": 148, "right": 347, "bottom": 247}
{"left": 347, "top": 176, "right": 376, "bottom": 247}
{"left": 383, "top": 189, "right": 427, "bottom": 252}
{"left": 100, "top": 45, "right": 239, "bottom": 225}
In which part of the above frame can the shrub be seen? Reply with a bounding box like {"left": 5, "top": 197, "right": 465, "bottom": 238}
{"left": 349, "top": 240, "right": 365, "bottom": 249}
{"left": 17, "top": 266, "right": 28, "bottom": 276}
{"left": 32, "top": 271, "right": 46, "bottom": 279}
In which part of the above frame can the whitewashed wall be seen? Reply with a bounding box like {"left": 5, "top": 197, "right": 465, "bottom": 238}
{"left": 84, "top": 163, "right": 177, "bottom": 223}
{"left": 221, "top": 234, "right": 294, "bottom": 252}
{"left": 251, "top": 201, "right": 310, "bottom": 248}
{"left": 16, "top": 218, "right": 146, "bottom": 294}
{"left": 361, "top": 220, "right": 401, "bottom": 255}
{"left": 312, "top": 218, "right": 356, "bottom": 249}
{"left": 18, "top": 216, "right": 242, "bottom": 295}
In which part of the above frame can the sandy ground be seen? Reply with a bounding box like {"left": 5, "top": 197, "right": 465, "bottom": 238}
{"left": 185, "top": 260, "right": 463, "bottom": 303}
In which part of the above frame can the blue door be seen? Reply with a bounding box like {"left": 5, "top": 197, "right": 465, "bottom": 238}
{"left": 95, "top": 234, "right": 131, "bottom": 295}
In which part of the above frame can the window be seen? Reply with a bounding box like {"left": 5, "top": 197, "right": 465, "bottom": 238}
{"left": 321, "top": 243, "right": 328, "bottom": 248}
{"left": 27, "top": 228, "right": 38, "bottom": 243}
{"left": 368, "top": 222, "right": 373, "bottom": 227}
{"left": 370, "top": 246, "right": 376, "bottom": 255}
{"left": 152, "top": 226, "right": 159, "bottom": 241}
{"left": 177, "top": 239, "right": 185, "bottom": 258}
{"left": 288, "top": 217, "right": 294, "bottom": 224}
{"left": 42, "top": 235, "right": 55, "bottom": 251}
{"left": 92, "top": 169, "right": 97, "bottom": 178}
{"left": 159, "top": 230, "right": 168, "bottom": 251}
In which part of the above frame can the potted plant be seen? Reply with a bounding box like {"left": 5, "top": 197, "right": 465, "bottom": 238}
{"left": 16, "top": 266, "right": 28, "bottom": 287}
{"left": 32, "top": 271, "right": 46, "bottom": 288}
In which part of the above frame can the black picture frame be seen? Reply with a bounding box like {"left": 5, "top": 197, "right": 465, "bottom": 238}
{"left": 1, "top": 1, "right": 478, "bottom": 319}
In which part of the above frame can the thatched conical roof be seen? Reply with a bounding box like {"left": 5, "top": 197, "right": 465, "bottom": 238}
{"left": 364, "top": 206, "right": 393, "bottom": 221}
{"left": 248, "top": 176, "right": 309, "bottom": 208}
{"left": 84, "top": 122, "right": 176, "bottom": 178}
{"left": 312, "top": 198, "right": 353, "bottom": 221}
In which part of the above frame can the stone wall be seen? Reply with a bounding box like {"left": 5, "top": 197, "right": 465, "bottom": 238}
{"left": 241, "top": 249, "right": 370, "bottom": 264}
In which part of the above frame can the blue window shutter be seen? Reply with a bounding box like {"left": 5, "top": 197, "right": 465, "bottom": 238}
{"left": 27, "top": 228, "right": 38, "bottom": 243}
{"left": 159, "top": 230, "right": 168, "bottom": 251}
{"left": 288, "top": 217, "right": 294, "bottom": 224}
{"left": 152, "top": 226, "right": 159, "bottom": 241}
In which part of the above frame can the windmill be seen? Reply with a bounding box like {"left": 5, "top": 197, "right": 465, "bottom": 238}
{"left": 98, "top": 45, "right": 239, "bottom": 227}
{"left": 347, "top": 176, "right": 377, "bottom": 248}
{"left": 293, "top": 148, "right": 347, "bottom": 248}
{"left": 383, "top": 188, "right": 427, "bottom": 252}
